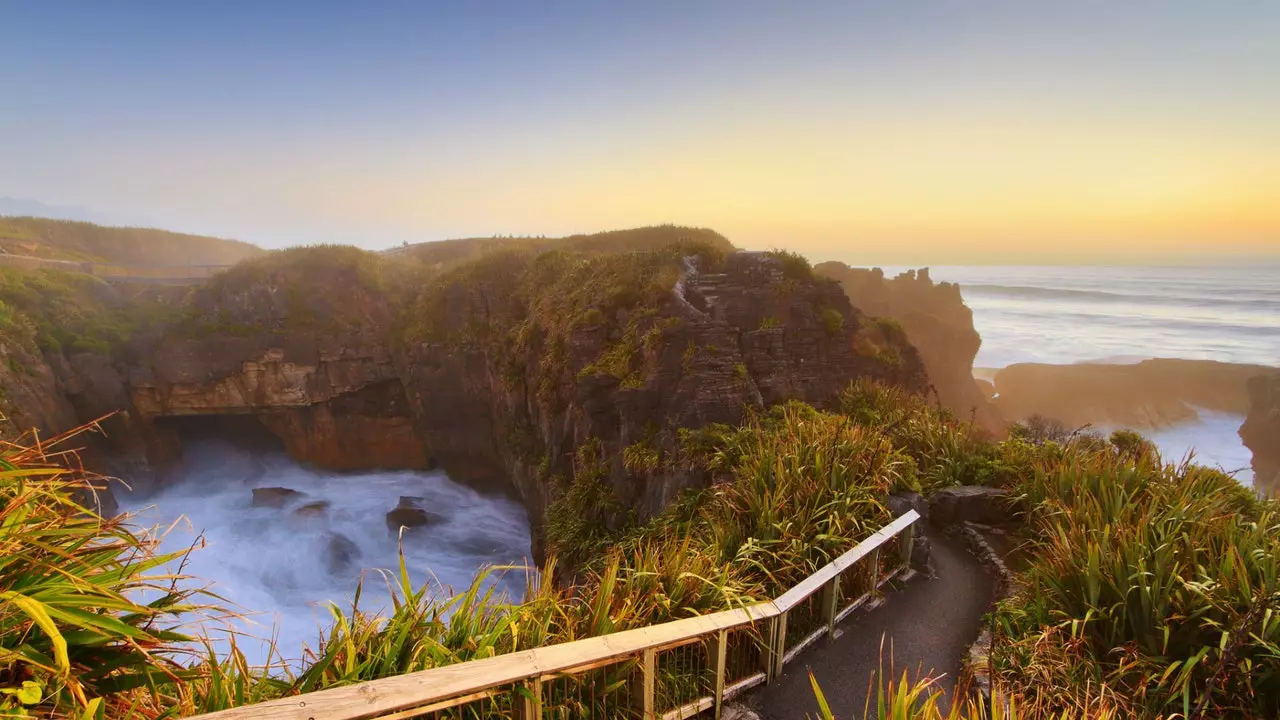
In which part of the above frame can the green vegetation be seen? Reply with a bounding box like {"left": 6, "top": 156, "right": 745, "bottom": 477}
{"left": 765, "top": 248, "right": 813, "bottom": 280}
{"left": 402, "top": 238, "right": 727, "bottom": 413}
{"left": 993, "top": 450, "right": 1277, "bottom": 718}
{"left": 821, "top": 307, "right": 845, "bottom": 335}
{"left": 397, "top": 224, "right": 732, "bottom": 272}
{"left": 0, "top": 267, "right": 181, "bottom": 359}
{"left": 0, "top": 426, "right": 206, "bottom": 719}
{"left": 0, "top": 216, "right": 260, "bottom": 266}
{"left": 172, "top": 245, "right": 393, "bottom": 338}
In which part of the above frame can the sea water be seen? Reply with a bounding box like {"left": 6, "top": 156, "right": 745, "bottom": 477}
{"left": 119, "top": 439, "right": 533, "bottom": 667}
{"left": 872, "top": 264, "right": 1280, "bottom": 488}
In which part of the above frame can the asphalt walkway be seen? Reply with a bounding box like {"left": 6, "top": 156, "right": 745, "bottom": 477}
{"left": 748, "top": 529, "right": 996, "bottom": 719}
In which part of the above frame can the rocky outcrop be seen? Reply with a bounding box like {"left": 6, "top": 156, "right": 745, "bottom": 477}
{"left": 403, "top": 251, "right": 927, "bottom": 561}
{"left": 386, "top": 496, "right": 433, "bottom": 531}
{"left": 0, "top": 241, "right": 934, "bottom": 568}
{"left": 814, "top": 264, "right": 1001, "bottom": 432}
{"left": 1240, "top": 375, "right": 1280, "bottom": 497}
{"left": 929, "top": 486, "right": 1012, "bottom": 526}
{"left": 991, "top": 359, "right": 1277, "bottom": 430}
{"left": 252, "top": 487, "right": 302, "bottom": 508}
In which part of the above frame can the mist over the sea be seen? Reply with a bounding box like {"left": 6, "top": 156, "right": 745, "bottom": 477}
{"left": 874, "top": 264, "right": 1277, "bottom": 487}
{"left": 121, "top": 440, "right": 533, "bottom": 667}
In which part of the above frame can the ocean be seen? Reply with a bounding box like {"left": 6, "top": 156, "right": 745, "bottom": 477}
{"left": 877, "top": 264, "right": 1279, "bottom": 488}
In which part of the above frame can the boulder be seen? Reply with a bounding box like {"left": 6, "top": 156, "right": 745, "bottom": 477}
{"left": 887, "top": 491, "right": 927, "bottom": 520}
{"left": 294, "top": 501, "right": 330, "bottom": 519}
{"left": 386, "top": 496, "right": 431, "bottom": 531}
{"left": 252, "top": 487, "right": 302, "bottom": 508}
{"left": 929, "top": 486, "right": 1010, "bottom": 526}
{"left": 325, "top": 533, "right": 360, "bottom": 575}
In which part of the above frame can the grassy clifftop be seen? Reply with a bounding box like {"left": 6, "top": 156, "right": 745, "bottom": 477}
{"left": 0, "top": 216, "right": 262, "bottom": 266}
{"left": 392, "top": 224, "right": 733, "bottom": 271}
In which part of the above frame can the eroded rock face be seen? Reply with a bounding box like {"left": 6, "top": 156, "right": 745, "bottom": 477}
{"left": 929, "top": 486, "right": 1011, "bottom": 526}
{"left": 403, "top": 252, "right": 928, "bottom": 560}
{"left": 1240, "top": 374, "right": 1280, "bottom": 497}
{"left": 814, "top": 264, "right": 1001, "bottom": 432}
{"left": 992, "top": 359, "right": 1275, "bottom": 430}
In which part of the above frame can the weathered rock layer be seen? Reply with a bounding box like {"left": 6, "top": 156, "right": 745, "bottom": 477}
{"left": 1240, "top": 374, "right": 1280, "bottom": 497}
{"left": 814, "top": 263, "right": 1001, "bottom": 432}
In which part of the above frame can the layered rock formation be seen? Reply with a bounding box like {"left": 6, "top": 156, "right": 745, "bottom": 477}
{"left": 814, "top": 263, "right": 1001, "bottom": 432}
{"left": 990, "top": 359, "right": 1276, "bottom": 429}
{"left": 403, "top": 250, "right": 927, "bottom": 559}
{"left": 0, "top": 234, "right": 933, "bottom": 567}
{"left": 1240, "top": 374, "right": 1280, "bottom": 497}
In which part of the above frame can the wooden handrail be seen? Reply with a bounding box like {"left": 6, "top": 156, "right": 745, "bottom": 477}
{"left": 191, "top": 509, "right": 921, "bottom": 720}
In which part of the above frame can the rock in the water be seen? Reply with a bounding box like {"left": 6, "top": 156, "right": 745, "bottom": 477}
{"left": 325, "top": 533, "right": 360, "bottom": 575}
{"left": 294, "top": 501, "right": 330, "bottom": 519}
{"left": 386, "top": 496, "right": 431, "bottom": 531}
{"left": 929, "top": 486, "right": 1010, "bottom": 526}
{"left": 252, "top": 487, "right": 303, "bottom": 508}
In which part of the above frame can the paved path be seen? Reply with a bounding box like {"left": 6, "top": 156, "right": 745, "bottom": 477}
{"left": 748, "top": 529, "right": 996, "bottom": 719}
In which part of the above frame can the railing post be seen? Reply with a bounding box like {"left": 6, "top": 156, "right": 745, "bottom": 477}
{"left": 641, "top": 647, "right": 656, "bottom": 719}
{"left": 515, "top": 678, "right": 542, "bottom": 720}
{"left": 761, "top": 616, "right": 776, "bottom": 681}
{"left": 713, "top": 629, "right": 728, "bottom": 719}
{"left": 822, "top": 575, "right": 839, "bottom": 638}
{"left": 867, "top": 547, "right": 881, "bottom": 594}
{"left": 773, "top": 610, "right": 789, "bottom": 677}
{"left": 900, "top": 522, "right": 915, "bottom": 571}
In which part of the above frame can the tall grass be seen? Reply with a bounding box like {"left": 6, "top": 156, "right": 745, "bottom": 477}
{"left": 993, "top": 451, "right": 1280, "bottom": 717}
{"left": 0, "top": 426, "right": 207, "bottom": 718}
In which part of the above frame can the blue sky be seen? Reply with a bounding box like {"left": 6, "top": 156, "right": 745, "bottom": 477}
{"left": 2, "top": 1, "right": 1277, "bottom": 261}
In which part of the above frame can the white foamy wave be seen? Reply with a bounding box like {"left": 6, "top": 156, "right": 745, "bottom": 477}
{"left": 119, "top": 439, "right": 533, "bottom": 667}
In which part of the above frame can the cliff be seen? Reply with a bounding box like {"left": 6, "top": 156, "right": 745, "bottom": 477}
{"left": 1240, "top": 374, "right": 1280, "bottom": 497}
{"left": 990, "top": 359, "right": 1277, "bottom": 430}
{"left": 0, "top": 230, "right": 931, "bottom": 567}
{"left": 814, "top": 263, "right": 1000, "bottom": 431}
{"left": 0, "top": 216, "right": 261, "bottom": 265}
{"left": 400, "top": 247, "right": 926, "bottom": 561}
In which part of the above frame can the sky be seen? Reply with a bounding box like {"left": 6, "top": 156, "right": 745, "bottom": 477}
{"left": 2, "top": 1, "right": 1278, "bottom": 263}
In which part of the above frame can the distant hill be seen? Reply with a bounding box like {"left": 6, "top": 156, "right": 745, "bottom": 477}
{"left": 0, "top": 216, "right": 262, "bottom": 266}
{"left": 389, "top": 225, "right": 735, "bottom": 270}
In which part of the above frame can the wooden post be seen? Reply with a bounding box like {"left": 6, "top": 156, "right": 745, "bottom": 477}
{"left": 900, "top": 523, "right": 915, "bottom": 571}
{"left": 713, "top": 629, "right": 728, "bottom": 719}
{"left": 822, "top": 576, "right": 839, "bottom": 638}
{"left": 641, "top": 648, "right": 656, "bottom": 719}
{"left": 762, "top": 616, "right": 778, "bottom": 682}
{"left": 773, "top": 610, "right": 789, "bottom": 677}
{"left": 868, "top": 548, "right": 881, "bottom": 594}
{"left": 515, "top": 678, "right": 541, "bottom": 720}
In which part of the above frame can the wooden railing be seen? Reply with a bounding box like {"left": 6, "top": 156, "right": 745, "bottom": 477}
{"left": 193, "top": 510, "right": 921, "bottom": 720}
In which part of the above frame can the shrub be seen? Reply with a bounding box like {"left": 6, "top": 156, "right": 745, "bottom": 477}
{"left": 820, "top": 307, "right": 845, "bottom": 335}
{"left": 765, "top": 249, "right": 813, "bottom": 280}
{"left": 993, "top": 452, "right": 1280, "bottom": 717}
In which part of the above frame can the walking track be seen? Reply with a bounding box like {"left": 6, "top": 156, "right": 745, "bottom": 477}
{"left": 746, "top": 529, "right": 996, "bottom": 719}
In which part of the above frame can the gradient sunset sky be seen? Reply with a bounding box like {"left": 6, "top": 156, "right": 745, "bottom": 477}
{"left": 2, "top": 2, "right": 1277, "bottom": 263}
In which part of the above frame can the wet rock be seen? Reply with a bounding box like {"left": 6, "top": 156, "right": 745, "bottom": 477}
{"left": 294, "top": 501, "right": 330, "bottom": 519}
{"left": 252, "top": 487, "right": 302, "bottom": 508}
{"left": 386, "top": 496, "right": 431, "bottom": 531}
{"left": 325, "top": 533, "right": 360, "bottom": 575}
{"left": 929, "top": 486, "right": 1010, "bottom": 526}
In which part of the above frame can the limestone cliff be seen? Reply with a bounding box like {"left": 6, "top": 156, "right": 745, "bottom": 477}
{"left": 128, "top": 246, "right": 430, "bottom": 475}
{"left": 1240, "top": 374, "right": 1280, "bottom": 497}
{"left": 991, "top": 359, "right": 1276, "bottom": 430}
{"left": 814, "top": 263, "right": 1000, "bottom": 431}
{"left": 401, "top": 249, "right": 926, "bottom": 560}
{"left": 0, "top": 233, "right": 931, "bottom": 566}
